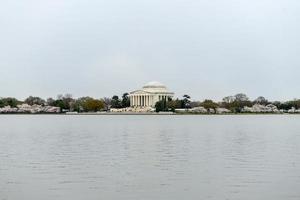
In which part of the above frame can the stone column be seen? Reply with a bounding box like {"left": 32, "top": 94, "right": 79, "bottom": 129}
{"left": 153, "top": 95, "right": 154, "bottom": 107}
{"left": 146, "top": 95, "right": 148, "bottom": 107}
{"left": 150, "top": 96, "right": 153, "bottom": 107}
{"left": 133, "top": 95, "right": 135, "bottom": 106}
{"left": 140, "top": 95, "right": 142, "bottom": 106}
{"left": 136, "top": 95, "right": 138, "bottom": 106}
{"left": 134, "top": 95, "right": 136, "bottom": 106}
{"left": 151, "top": 95, "right": 153, "bottom": 107}
{"left": 132, "top": 95, "right": 135, "bottom": 106}
{"left": 139, "top": 95, "right": 141, "bottom": 106}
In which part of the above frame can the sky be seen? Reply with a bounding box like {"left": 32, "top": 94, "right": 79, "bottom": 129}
{"left": 0, "top": 0, "right": 300, "bottom": 101}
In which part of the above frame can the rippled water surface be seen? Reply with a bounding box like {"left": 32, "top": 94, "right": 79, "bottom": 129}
{"left": 1, "top": 115, "right": 300, "bottom": 200}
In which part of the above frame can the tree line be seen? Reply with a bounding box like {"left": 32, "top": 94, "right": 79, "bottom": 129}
{"left": 0, "top": 93, "right": 131, "bottom": 112}
{"left": 154, "top": 93, "right": 300, "bottom": 113}
{"left": 1, "top": 93, "right": 300, "bottom": 113}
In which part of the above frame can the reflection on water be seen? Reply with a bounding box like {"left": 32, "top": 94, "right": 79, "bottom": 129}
{"left": 1, "top": 115, "right": 300, "bottom": 200}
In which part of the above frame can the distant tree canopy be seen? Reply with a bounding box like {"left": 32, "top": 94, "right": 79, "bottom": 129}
{"left": 111, "top": 95, "right": 122, "bottom": 108}
{"left": 182, "top": 95, "right": 191, "bottom": 108}
{"left": 200, "top": 99, "right": 219, "bottom": 110}
{"left": 47, "top": 94, "right": 75, "bottom": 111}
{"left": 102, "top": 97, "right": 111, "bottom": 111}
{"left": 155, "top": 99, "right": 168, "bottom": 112}
{"left": 80, "top": 97, "right": 104, "bottom": 112}
{"left": 44, "top": 94, "right": 104, "bottom": 112}
{"left": 166, "top": 99, "right": 182, "bottom": 111}
{"left": 0, "top": 97, "right": 20, "bottom": 108}
{"left": 235, "top": 93, "right": 249, "bottom": 102}
{"left": 121, "top": 93, "right": 130, "bottom": 108}
{"left": 254, "top": 96, "right": 269, "bottom": 105}
{"left": 24, "top": 96, "right": 45, "bottom": 105}
{"left": 273, "top": 99, "right": 300, "bottom": 110}
{"left": 222, "top": 96, "right": 235, "bottom": 104}
{"left": 2, "top": 92, "right": 300, "bottom": 114}
{"left": 221, "top": 93, "right": 252, "bottom": 113}
{"left": 155, "top": 95, "right": 192, "bottom": 112}
{"left": 50, "top": 99, "right": 69, "bottom": 110}
{"left": 46, "top": 98, "right": 55, "bottom": 106}
{"left": 110, "top": 93, "right": 131, "bottom": 108}
{"left": 84, "top": 98, "right": 104, "bottom": 112}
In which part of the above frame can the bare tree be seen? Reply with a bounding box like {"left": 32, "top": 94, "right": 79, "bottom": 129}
{"left": 254, "top": 96, "right": 269, "bottom": 105}
{"left": 222, "top": 96, "right": 235, "bottom": 103}
{"left": 234, "top": 93, "right": 249, "bottom": 102}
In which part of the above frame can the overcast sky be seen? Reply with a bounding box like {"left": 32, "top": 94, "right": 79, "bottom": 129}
{"left": 1, "top": 0, "right": 300, "bottom": 101}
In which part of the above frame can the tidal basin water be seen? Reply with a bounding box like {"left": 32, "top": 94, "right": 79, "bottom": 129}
{"left": 1, "top": 115, "right": 300, "bottom": 200}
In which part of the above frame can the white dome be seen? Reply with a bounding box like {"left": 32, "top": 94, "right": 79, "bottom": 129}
{"left": 143, "top": 81, "right": 166, "bottom": 89}
{"left": 142, "top": 81, "right": 169, "bottom": 93}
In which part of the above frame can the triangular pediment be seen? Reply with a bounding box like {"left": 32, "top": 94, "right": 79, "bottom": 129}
{"left": 130, "top": 90, "right": 151, "bottom": 95}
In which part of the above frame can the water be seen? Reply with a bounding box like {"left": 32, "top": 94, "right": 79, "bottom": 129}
{"left": 1, "top": 115, "right": 300, "bottom": 200}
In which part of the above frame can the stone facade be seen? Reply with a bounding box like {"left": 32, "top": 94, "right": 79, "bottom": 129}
{"left": 129, "top": 81, "right": 174, "bottom": 107}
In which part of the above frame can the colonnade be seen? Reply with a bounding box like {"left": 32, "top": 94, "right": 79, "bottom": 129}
{"left": 129, "top": 94, "right": 169, "bottom": 107}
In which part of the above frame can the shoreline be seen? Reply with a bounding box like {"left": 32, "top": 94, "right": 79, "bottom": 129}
{"left": 0, "top": 112, "right": 299, "bottom": 116}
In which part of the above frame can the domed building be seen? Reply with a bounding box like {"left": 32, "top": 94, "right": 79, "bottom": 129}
{"left": 129, "top": 81, "right": 174, "bottom": 107}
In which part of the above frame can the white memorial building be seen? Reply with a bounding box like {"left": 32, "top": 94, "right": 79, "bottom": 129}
{"left": 129, "top": 81, "right": 174, "bottom": 107}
